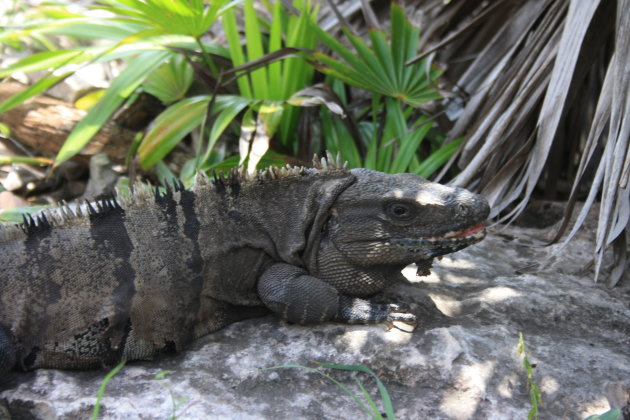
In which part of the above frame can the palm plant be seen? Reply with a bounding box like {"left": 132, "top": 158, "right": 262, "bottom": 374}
{"left": 0, "top": 0, "right": 239, "bottom": 168}
{"left": 406, "top": 0, "right": 628, "bottom": 285}
{"left": 304, "top": 2, "right": 452, "bottom": 174}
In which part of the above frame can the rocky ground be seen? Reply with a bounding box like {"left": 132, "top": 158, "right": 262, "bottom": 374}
{"left": 1, "top": 207, "right": 628, "bottom": 420}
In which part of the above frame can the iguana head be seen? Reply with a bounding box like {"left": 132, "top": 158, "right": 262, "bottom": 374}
{"left": 327, "top": 169, "right": 490, "bottom": 268}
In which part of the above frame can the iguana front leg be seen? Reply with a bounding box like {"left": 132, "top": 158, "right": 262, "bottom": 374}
{"left": 257, "top": 263, "right": 416, "bottom": 325}
{"left": 0, "top": 326, "right": 16, "bottom": 377}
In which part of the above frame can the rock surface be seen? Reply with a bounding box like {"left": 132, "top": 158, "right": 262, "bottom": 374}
{"left": 1, "top": 215, "right": 628, "bottom": 420}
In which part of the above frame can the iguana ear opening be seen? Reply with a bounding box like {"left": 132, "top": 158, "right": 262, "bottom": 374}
{"left": 301, "top": 172, "right": 357, "bottom": 271}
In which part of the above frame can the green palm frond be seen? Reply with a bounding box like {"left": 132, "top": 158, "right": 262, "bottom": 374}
{"left": 308, "top": 2, "right": 441, "bottom": 107}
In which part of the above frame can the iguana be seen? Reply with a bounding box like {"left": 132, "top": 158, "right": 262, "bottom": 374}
{"left": 0, "top": 155, "right": 489, "bottom": 376}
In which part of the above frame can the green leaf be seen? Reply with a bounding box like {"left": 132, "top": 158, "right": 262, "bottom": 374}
{"left": 92, "top": 360, "right": 125, "bottom": 420}
{"left": 0, "top": 205, "right": 51, "bottom": 224}
{"left": 0, "top": 71, "right": 73, "bottom": 114}
{"left": 55, "top": 50, "right": 171, "bottom": 166}
{"left": 265, "top": 365, "right": 374, "bottom": 417}
{"left": 308, "top": 2, "right": 440, "bottom": 108}
{"left": 413, "top": 138, "right": 463, "bottom": 178}
{"left": 206, "top": 96, "right": 254, "bottom": 154}
{"left": 308, "top": 23, "right": 366, "bottom": 73}
{"left": 355, "top": 379, "right": 382, "bottom": 419}
{"left": 390, "top": 116, "right": 433, "bottom": 173}
{"left": 154, "top": 370, "right": 172, "bottom": 380}
{"left": 257, "top": 101, "right": 284, "bottom": 139}
{"left": 267, "top": 0, "right": 284, "bottom": 99}
{"left": 0, "top": 49, "right": 85, "bottom": 78}
{"left": 139, "top": 95, "right": 212, "bottom": 169}
{"left": 38, "top": 18, "right": 147, "bottom": 40}
{"left": 243, "top": 0, "right": 268, "bottom": 99}
{"left": 367, "top": 29, "right": 397, "bottom": 90}
{"left": 143, "top": 55, "right": 194, "bottom": 105}
{"left": 584, "top": 409, "right": 622, "bottom": 420}
{"left": 222, "top": 7, "right": 252, "bottom": 97}
{"left": 318, "top": 363, "right": 396, "bottom": 419}
{"left": 74, "top": 89, "right": 107, "bottom": 110}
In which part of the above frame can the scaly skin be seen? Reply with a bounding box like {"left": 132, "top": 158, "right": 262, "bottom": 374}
{"left": 0, "top": 158, "right": 489, "bottom": 377}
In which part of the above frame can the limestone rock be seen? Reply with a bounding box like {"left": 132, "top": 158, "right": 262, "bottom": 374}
{"left": 1, "top": 221, "right": 628, "bottom": 419}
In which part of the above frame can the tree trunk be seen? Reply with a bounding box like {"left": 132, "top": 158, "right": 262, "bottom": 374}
{"left": 0, "top": 82, "right": 136, "bottom": 164}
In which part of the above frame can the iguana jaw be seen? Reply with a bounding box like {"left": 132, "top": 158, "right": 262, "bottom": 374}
{"left": 389, "top": 223, "right": 486, "bottom": 256}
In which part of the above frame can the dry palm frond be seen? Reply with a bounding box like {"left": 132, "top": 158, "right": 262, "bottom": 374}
{"left": 406, "top": 0, "right": 628, "bottom": 285}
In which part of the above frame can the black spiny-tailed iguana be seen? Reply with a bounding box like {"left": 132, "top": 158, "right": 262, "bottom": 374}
{"left": 0, "top": 155, "right": 489, "bottom": 376}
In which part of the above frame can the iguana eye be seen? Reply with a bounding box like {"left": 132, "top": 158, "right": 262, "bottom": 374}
{"left": 386, "top": 202, "right": 416, "bottom": 221}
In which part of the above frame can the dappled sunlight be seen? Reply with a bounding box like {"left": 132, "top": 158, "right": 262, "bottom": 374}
{"left": 477, "top": 286, "right": 522, "bottom": 302}
{"left": 540, "top": 375, "right": 559, "bottom": 395}
{"left": 439, "top": 360, "right": 496, "bottom": 419}
{"left": 581, "top": 397, "right": 612, "bottom": 418}
{"left": 337, "top": 326, "right": 413, "bottom": 353}
{"left": 426, "top": 293, "right": 461, "bottom": 316}
{"left": 382, "top": 326, "right": 415, "bottom": 344}
{"left": 403, "top": 256, "right": 488, "bottom": 286}
{"left": 335, "top": 325, "right": 414, "bottom": 353}
{"left": 414, "top": 189, "right": 446, "bottom": 205}
{"left": 402, "top": 265, "right": 441, "bottom": 283}
{"left": 438, "top": 255, "right": 480, "bottom": 271}
{"left": 496, "top": 372, "right": 519, "bottom": 398}
{"left": 337, "top": 329, "right": 369, "bottom": 353}
{"left": 403, "top": 253, "right": 488, "bottom": 286}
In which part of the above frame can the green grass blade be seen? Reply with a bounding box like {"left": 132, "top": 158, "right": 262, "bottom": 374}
{"left": 56, "top": 50, "right": 171, "bottom": 165}
{"left": 317, "top": 363, "right": 395, "bottom": 419}
{"left": 355, "top": 378, "right": 383, "bottom": 420}
{"left": 265, "top": 365, "right": 373, "bottom": 416}
{"left": 92, "top": 361, "right": 125, "bottom": 420}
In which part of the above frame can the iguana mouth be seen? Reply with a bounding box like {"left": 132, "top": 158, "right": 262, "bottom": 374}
{"left": 389, "top": 223, "right": 486, "bottom": 253}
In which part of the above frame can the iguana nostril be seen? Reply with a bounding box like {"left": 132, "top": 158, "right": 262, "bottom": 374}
{"left": 455, "top": 202, "right": 470, "bottom": 218}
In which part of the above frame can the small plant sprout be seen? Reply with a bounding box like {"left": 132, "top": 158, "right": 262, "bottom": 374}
{"left": 518, "top": 332, "right": 542, "bottom": 420}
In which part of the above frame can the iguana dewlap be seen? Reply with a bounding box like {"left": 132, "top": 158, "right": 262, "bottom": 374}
{"left": 0, "top": 157, "right": 489, "bottom": 375}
